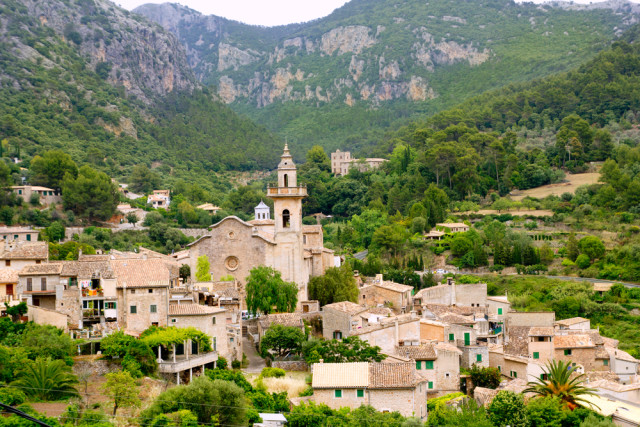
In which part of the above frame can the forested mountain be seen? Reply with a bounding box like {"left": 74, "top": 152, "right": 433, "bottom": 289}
{"left": 135, "top": 0, "right": 640, "bottom": 158}
{"left": 0, "top": 0, "right": 282, "bottom": 194}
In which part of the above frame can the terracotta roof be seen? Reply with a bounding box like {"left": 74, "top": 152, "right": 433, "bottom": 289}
{"left": 312, "top": 362, "right": 369, "bottom": 388}
{"left": 0, "top": 269, "right": 18, "bottom": 283}
{"left": 474, "top": 387, "right": 499, "bottom": 407}
{"left": 606, "top": 347, "right": 639, "bottom": 363}
{"left": 0, "top": 226, "right": 37, "bottom": 234}
{"left": 436, "top": 222, "right": 469, "bottom": 228}
{"left": 369, "top": 362, "right": 422, "bottom": 388}
{"left": 529, "top": 327, "right": 555, "bottom": 336}
{"left": 381, "top": 353, "right": 411, "bottom": 363}
{"left": 78, "top": 254, "right": 110, "bottom": 261}
{"left": 0, "top": 242, "right": 48, "bottom": 260}
{"left": 375, "top": 281, "right": 413, "bottom": 293}
{"left": 435, "top": 342, "right": 463, "bottom": 355}
{"left": 259, "top": 313, "right": 304, "bottom": 329}
{"left": 248, "top": 219, "right": 275, "bottom": 226}
{"left": 601, "top": 336, "right": 619, "bottom": 348}
{"left": 487, "top": 296, "right": 510, "bottom": 303}
{"left": 419, "top": 319, "right": 448, "bottom": 327}
{"left": 169, "top": 304, "right": 225, "bottom": 316}
{"left": 362, "top": 306, "right": 393, "bottom": 316}
{"left": 439, "top": 312, "right": 475, "bottom": 325}
{"left": 590, "top": 379, "right": 640, "bottom": 392}
{"left": 424, "top": 303, "right": 478, "bottom": 317}
{"left": 395, "top": 344, "right": 436, "bottom": 360}
{"left": 302, "top": 225, "right": 322, "bottom": 234}
{"left": 593, "top": 283, "right": 613, "bottom": 292}
{"left": 556, "top": 317, "right": 590, "bottom": 326}
{"left": 110, "top": 258, "right": 173, "bottom": 288}
{"left": 19, "top": 263, "right": 62, "bottom": 276}
{"left": 323, "top": 301, "right": 367, "bottom": 316}
{"left": 60, "top": 260, "right": 114, "bottom": 280}
{"left": 350, "top": 315, "right": 419, "bottom": 336}
{"left": 554, "top": 334, "right": 594, "bottom": 349}
{"left": 504, "top": 326, "right": 531, "bottom": 357}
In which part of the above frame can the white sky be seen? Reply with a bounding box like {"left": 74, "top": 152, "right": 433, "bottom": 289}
{"left": 116, "top": 0, "right": 638, "bottom": 27}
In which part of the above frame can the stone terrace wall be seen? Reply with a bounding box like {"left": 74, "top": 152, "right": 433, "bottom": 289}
{"left": 271, "top": 360, "right": 309, "bottom": 371}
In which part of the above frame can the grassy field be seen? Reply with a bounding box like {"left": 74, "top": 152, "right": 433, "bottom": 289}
{"left": 246, "top": 371, "right": 308, "bottom": 396}
{"left": 509, "top": 172, "right": 600, "bottom": 201}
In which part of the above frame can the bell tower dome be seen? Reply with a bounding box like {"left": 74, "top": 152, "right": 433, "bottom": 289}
{"left": 277, "top": 144, "right": 297, "bottom": 188}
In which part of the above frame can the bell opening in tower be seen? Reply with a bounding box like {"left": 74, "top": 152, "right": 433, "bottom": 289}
{"left": 283, "top": 209, "right": 290, "bottom": 228}
{"left": 284, "top": 173, "right": 289, "bottom": 187}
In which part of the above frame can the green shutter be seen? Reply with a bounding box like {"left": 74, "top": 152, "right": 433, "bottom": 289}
{"left": 357, "top": 389, "right": 364, "bottom": 398}
{"left": 425, "top": 360, "right": 434, "bottom": 370}
{"left": 514, "top": 371, "right": 517, "bottom": 378}
{"left": 533, "top": 352, "right": 539, "bottom": 359}
{"left": 498, "top": 308, "right": 503, "bottom": 315}
{"left": 604, "top": 359, "right": 609, "bottom": 366}
{"left": 448, "top": 333, "right": 454, "bottom": 341}
{"left": 130, "top": 305, "right": 136, "bottom": 314}
{"left": 476, "top": 354, "right": 482, "bottom": 362}
{"left": 416, "top": 361, "right": 421, "bottom": 370}
{"left": 498, "top": 365, "right": 501, "bottom": 372}
{"left": 428, "top": 381, "right": 433, "bottom": 389}
{"left": 335, "top": 390, "right": 342, "bottom": 398}
{"left": 564, "top": 349, "right": 570, "bottom": 356}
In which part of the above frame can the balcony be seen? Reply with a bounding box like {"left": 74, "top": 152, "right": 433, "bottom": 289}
{"left": 158, "top": 351, "right": 218, "bottom": 374}
{"left": 266, "top": 185, "right": 307, "bottom": 197}
{"left": 82, "top": 288, "right": 104, "bottom": 297}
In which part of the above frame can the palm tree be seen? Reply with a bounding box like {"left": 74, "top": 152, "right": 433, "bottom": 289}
{"left": 524, "top": 359, "right": 598, "bottom": 410}
{"left": 11, "top": 358, "right": 79, "bottom": 401}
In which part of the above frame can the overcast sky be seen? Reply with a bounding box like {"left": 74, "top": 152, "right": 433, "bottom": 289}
{"left": 116, "top": 0, "right": 637, "bottom": 26}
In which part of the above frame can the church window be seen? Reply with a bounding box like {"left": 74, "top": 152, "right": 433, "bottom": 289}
{"left": 284, "top": 174, "right": 289, "bottom": 187}
{"left": 225, "top": 256, "right": 239, "bottom": 271}
{"left": 283, "top": 210, "right": 290, "bottom": 228}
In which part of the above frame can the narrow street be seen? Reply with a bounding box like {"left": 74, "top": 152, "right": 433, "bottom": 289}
{"left": 242, "top": 337, "right": 266, "bottom": 373}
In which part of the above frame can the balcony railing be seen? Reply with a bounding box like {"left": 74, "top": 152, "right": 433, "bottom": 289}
{"left": 266, "top": 186, "right": 307, "bottom": 197}
{"left": 158, "top": 351, "right": 218, "bottom": 373}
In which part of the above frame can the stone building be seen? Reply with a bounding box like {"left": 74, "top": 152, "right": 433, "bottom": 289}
{"left": 11, "top": 185, "right": 61, "bottom": 206}
{"left": 188, "top": 146, "right": 334, "bottom": 304}
{"left": 330, "top": 150, "right": 387, "bottom": 176}
{"left": 394, "top": 343, "right": 461, "bottom": 395}
{"left": 322, "top": 301, "right": 368, "bottom": 339}
{"left": 1, "top": 241, "right": 48, "bottom": 271}
{"left": 311, "top": 362, "right": 427, "bottom": 420}
{"left": 0, "top": 227, "right": 39, "bottom": 243}
{"left": 555, "top": 317, "right": 591, "bottom": 331}
{"left": 350, "top": 314, "right": 421, "bottom": 355}
{"left": 359, "top": 274, "right": 413, "bottom": 313}
{"left": 18, "top": 263, "right": 62, "bottom": 309}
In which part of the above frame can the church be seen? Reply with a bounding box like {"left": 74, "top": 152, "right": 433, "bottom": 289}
{"left": 187, "top": 145, "right": 335, "bottom": 302}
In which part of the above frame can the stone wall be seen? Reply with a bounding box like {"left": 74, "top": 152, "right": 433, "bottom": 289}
{"left": 73, "top": 358, "right": 121, "bottom": 376}
{"left": 178, "top": 228, "right": 210, "bottom": 239}
{"left": 506, "top": 311, "right": 555, "bottom": 328}
{"left": 28, "top": 304, "right": 69, "bottom": 331}
{"left": 271, "top": 360, "right": 309, "bottom": 371}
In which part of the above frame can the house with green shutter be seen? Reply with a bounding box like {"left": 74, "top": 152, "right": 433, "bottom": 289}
{"left": 311, "top": 361, "right": 428, "bottom": 420}
{"left": 394, "top": 342, "right": 462, "bottom": 396}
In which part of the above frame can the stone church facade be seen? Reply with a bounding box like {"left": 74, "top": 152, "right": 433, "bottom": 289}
{"left": 187, "top": 145, "right": 334, "bottom": 302}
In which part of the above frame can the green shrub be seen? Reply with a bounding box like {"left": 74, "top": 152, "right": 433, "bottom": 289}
{"left": 231, "top": 359, "right": 241, "bottom": 369}
{"left": 0, "top": 388, "right": 26, "bottom": 406}
{"left": 561, "top": 258, "right": 575, "bottom": 267}
{"left": 576, "top": 254, "right": 591, "bottom": 269}
{"left": 260, "top": 367, "right": 285, "bottom": 378}
{"left": 427, "top": 392, "right": 465, "bottom": 411}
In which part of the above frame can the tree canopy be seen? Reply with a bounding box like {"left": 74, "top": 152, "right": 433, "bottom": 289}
{"left": 245, "top": 266, "right": 298, "bottom": 315}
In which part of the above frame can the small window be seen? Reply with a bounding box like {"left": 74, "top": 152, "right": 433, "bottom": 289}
{"left": 5, "top": 260, "right": 9, "bottom": 267}
{"left": 448, "top": 333, "right": 454, "bottom": 341}
{"left": 498, "top": 308, "right": 503, "bottom": 315}
{"left": 41, "top": 277, "right": 47, "bottom": 291}
{"left": 26, "top": 234, "right": 31, "bottom": 241}
{"left": 428, "top": 382, "right": 433, "bottom": 389}
{"left": 130, "top": 305, "right": 137, "bottom": 314}
{"left": 564, "top": 349, "right": 572, "bottom": 356}
{"left": 533, "top": 352, "right": 540, "bottom": 359}
{"left": 212, "top": 317, "right": 216, "bottom": 325}
{"left": 303, "top": 235, "right": 307, "bottom": 244}
{"left": 171, "top": 318, "right": 177, "bottom": 323}
{"left": 425, "top": 360, "right": 434, "bottom": 370}
{"left": 26, "top": 278, "right": 32, "bottom": 291}
{"left": 356, "top": 389, "right": 364, "bottom": 398}
{"left": 213, "top": 337, "right": 216, "bottom": 351}
{"left": 333, "top": 331, "right": 342, "bottom": 340}
{"left": 416, "top": 361, "right": 422, "bottom": 370}
{"left": 131, "top": 289, "right": 135, "bottom": 294}
{"left": 604, "top": 359, "right": 609, "bottom": 366}
{"left": 13, "top": 235, "right": 18, "bottom": 240}
{"left": 148, "top": 289, "right": 153, "bottom": 294}
{"left": 513, "top": 371, "right": 518, "bottom": 378}
{"left": 105, "top": 302, "right": 116, "bottom": 309}
{"left": 150, "top": 305, "right": 157, "bottom": 313}
{"left": 334, "top": 389, "right": 342, "bottom": 398}
{"left": 282, "top": 209, "right": 290, "bottom": 228}
{"left": 476, "top": 354, "right": 482, "bottom": 362}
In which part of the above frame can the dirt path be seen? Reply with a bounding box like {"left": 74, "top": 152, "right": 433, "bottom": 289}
{"left": 242, "top": 337, "right": 266, "bottom": 374}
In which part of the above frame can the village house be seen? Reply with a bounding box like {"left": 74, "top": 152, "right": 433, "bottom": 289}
{"left": 311, "top": 362, "right": 428, "bottom": 420}
{"left": 322, "top": 301, "right": 368, "bottom": 339}
{"left": 555, "top": 317, "right": 591, "bottom": 331}
{"left": 413, "top": 278, "right": 489, "bottom": 310}
{"left": 18, "top": 263, "right": 62, "bottom": 310}
{"left": 11, "top": 185, "right": 61, "bottom": 206}
{"left": 606, "top": 347, "right": 640, "bottom": 385}
{"left": 590, "top": 379, "right": 640, "bottom": 404}
{"left": 0, "top": 241, "right": 48, "bottom": 271}
{"left": 197, "top": 203, "right": 221, "bottom": 215}
{"left": 0, "top": 226, "right": 39, "bottom": 243}
{"left": 330, "top": 150, "right": 387, "bottom": 176}
{"left": 394, "top": 342, "right": 462, "bottom": 395}
{"left": 188, "top": 146, "right": 335, "bottom": 304}
{"left": 488, "top": 345, "right": 546, "bottom": 381}
{"left": 359, "top": 274, "right": 413, "bottom": 313}
{"left": 527, "top": 327, "right": 555, "bottom": 362}
{"left": 435, "top": 222, "right": 470, "bottom": 233}
{"left": 0, "top": 268, "right": 18, "bottom": 302}
{"left": 350, "top": 314, "right": 421, "bottom": 355}
{"left": 147, "top": 190, "right": 171, "bottom": 209}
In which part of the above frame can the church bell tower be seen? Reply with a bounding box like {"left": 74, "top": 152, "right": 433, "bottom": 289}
{"left": 268, "top": 145, "right": 308, "bottom": 300}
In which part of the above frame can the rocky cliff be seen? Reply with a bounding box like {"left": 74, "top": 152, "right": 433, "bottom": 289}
{"left": 2, "top": 0, "right": 198, "bottom": 103}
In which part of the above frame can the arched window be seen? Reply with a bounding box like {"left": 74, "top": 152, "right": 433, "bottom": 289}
{"left": 284, "top": 173, "right": 289, "bottom": 187}
{"left": 282, "top": 209, "right": 290, "bottom": 228}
